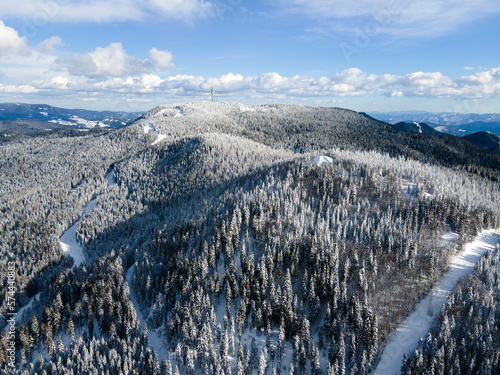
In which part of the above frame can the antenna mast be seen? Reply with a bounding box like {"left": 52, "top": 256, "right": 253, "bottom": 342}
{"left": 211, "top": 86, "right": 214, "bottom": 103}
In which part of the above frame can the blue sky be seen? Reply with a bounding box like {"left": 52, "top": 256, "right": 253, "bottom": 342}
{"left": 0, "top": 0, "right": 499, "bottom": 113}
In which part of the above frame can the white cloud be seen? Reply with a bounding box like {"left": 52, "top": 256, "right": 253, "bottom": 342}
{"left": 0, "top": 84, "right": 38, "bottom": 93}
{"left": 36, "top": 36, "right": 63, "bottom": 52}
{"left": 0, "top": 0, "right": 214, "bottom": 23}
{"left": 127, "top": 98, "right": 152, "bottom": 103}
{"left": 286, "top": 0, "right": 500, "bottom": 38}
{"left": 55, "top": 43, "right": 175, "bottom": 78}
{"left": 145, "top": 0, "right": 214, "bottom": 20}
{"left": 25, "top": 67, "right": 500, "bottom": 102}
{"left": 0, "top": 20, "right": 29, "bottom": 60}
{"left": 148, "top": 48, "right": 175, "bottom": 70}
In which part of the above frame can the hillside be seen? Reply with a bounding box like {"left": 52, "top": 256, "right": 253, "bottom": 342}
{"left": 369, "top": 111, "right": 500, "bottom": 136}
{"left": 0, "top": 103, "right": 142, "bottom": 129}
{"left": 463, "top": 131, "right": 500, "bottom": 152}
{"left": 0, "top": 102, "right": 499, "bottom": 374}
{"left": 389, "top": 122, "right": 442, "bottom": 135}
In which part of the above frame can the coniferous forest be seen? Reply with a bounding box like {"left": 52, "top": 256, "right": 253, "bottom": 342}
{"left": 1, "top": 102, "right": 499, "bottom": 374}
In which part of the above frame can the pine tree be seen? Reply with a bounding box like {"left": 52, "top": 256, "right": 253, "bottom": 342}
{"left": 259, "top": 346, "right": 268, "bottom": 375}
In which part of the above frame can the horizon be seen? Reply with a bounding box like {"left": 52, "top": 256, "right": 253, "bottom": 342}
{"left": 0, "top": 1, "right": 499, "bottom": 113}
{"left": 2, "top": 100, "right": 500, "bottom": 116}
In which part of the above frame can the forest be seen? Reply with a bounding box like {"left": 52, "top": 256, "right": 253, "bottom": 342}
{"left": 0, "top": 102, "right": 499, "bottom": 374}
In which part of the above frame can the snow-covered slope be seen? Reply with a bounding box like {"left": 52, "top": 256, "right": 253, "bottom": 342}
{"left": 375, "top": 229, "right": 500, "bottom": 375}
{"left": 0, "top": 102, "right": 142, "bottom": 128}
{"left": 59, "top": 169, "right": 116, "bottom": 267}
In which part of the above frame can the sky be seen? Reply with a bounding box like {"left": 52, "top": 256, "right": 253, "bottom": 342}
{"left": 0, "top": 0, "right": 499, "bottom": 113}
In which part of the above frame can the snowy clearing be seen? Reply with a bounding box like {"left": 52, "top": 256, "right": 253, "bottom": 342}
{"left": 154, "top": 107, "right": 185, "bottom": 118}
{"left": 60, "top": 221, "right": 86, "bottom": 267}
{"left": 374, "top": 229, "right": 500, "bottom": 375}
{"left": 105, "top": 169, "right": 115, "bottom": 186}
{"left": 143, "top": 123, "right": 155, "bottom": 134}
{"left": 125, "top": 265, "right": 169, "bottom": 360}
{"left": 313, "top": 155, "right": 334, "bottom": 167}
{"left": 152, "top": 134, "right": 167, "bottom": 145}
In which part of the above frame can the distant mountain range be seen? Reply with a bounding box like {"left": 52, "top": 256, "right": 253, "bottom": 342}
{"left": 379, "top": 120, "right": 500, "bottom": 153}
{"left": 0, "top": 103, "right": 142, "bottom": 128}
{"left": 369, "top": 110, "right": 500, "bottom": 136}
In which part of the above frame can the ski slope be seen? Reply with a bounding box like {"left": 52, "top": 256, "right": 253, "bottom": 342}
{"left": 374, "top": 229, "right": 500, "bottom": 375}
{"left": 60, "top": 170, "right": 115, "bottom": 267}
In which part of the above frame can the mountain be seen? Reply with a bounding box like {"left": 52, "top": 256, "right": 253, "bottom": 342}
{"left": 1, "top": 102, "right": 499, "bottom": 374}
{"left": 369, "top": 118, "right": 498, "bottom": 153}
{"left": 463, "top": 131, "right": 500, "bottom": 152}
{"left": 0, "top": 102, "right": 142, "bottom": 128}
{"left": 434, "top": 121, "right": 500, "bottom": 136}
{"left": 369, "top": 110, "right": 500, "bottom": 136}
{"left": 390, "top": 121, "right": 442, "bottom": 135}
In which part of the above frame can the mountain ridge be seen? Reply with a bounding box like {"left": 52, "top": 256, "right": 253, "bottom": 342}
{"left": 0, "top": 102, "right": 142, "bottom": 128}
{"left": 369, "top": 110, "right": 500, "bottom": 136}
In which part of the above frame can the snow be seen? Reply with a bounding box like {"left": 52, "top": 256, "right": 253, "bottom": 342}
{"left": 152, "top": 134, "right": 167, "bottom": 145}
{"left": 105, "top": 169, "right": 115, "bottom": 186}
{"left": 413, "top": 122, "right": 422, "bottom": 133}
{"left": 40, "top": 111, "right": 48, "bottom": 117}
{"left": 69, "top": 115, "right": 107, "bottom": 128}
{"left": 374, "top": 229, "right": 500, "bottom": 375}
{"left": 155, "top": 107, "right": 185, "bottom": 117}
{"left": 125, "top": 265, "right": 169, "bottom": 360}
{"left": 3, "top": 293, "right": 40, "bottom": 334}
{"left": 401, "top": 180, "right": 418, "bottom": 198}
{"left": 143, "top": 117, "right": 170, "bottom": 145}
{"left": 240, "top": 105, "right": 256, "bottom": 113}
{"left": 313, "top": 155, "right": 334, "bottom": 167}
{"left": 60, "top": 219, "right": 86, "bottom": 267}
{"left": 60, "top": 170, "right": 114, "bottom": 267}
{"left": 143, "top": 123, "right": 155, "bottom": 134}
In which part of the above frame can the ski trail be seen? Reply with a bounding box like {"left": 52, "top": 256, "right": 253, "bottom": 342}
{"left": 125, "top": 264, "right": 169, "bottom": 360}
{"left": 374, "top": 229, "right": 500, "bottom": 375}
{"left": 60, "top": 220, "right": 86, "bottom": 267}
{"left": 60, "top": 169, "right": 115, "bottom": 267}
{"left": 3, "top": 294, "right": 40, "bottom": 334}
{"left": 105, "top": 169, "right": 115, "bottom": 186}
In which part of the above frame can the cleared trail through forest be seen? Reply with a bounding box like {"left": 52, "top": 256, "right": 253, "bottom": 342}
{"left": 374, "top": 229, "right": 500, "bottom": 375}
{"left": 59, "top": 169, "right": 115, "bottom": 267}
{"left": 125, "top": 264, "right": 168, "bottom": 360}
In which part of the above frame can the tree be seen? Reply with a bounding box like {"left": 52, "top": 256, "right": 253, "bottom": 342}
{"left": 259, "top": 346, "right": 268, "bottom": 375}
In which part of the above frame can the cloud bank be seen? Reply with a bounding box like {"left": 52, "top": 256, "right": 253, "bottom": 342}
{"left": 24, "top": 67, "right": 500, "bottom": 103}
{"left": 55, "top": 43, "right": 175, "bottom": 78}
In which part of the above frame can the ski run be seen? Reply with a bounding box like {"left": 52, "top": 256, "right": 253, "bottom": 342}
{"left": 375, "top": 229, "right": 500, "bottom": 375}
